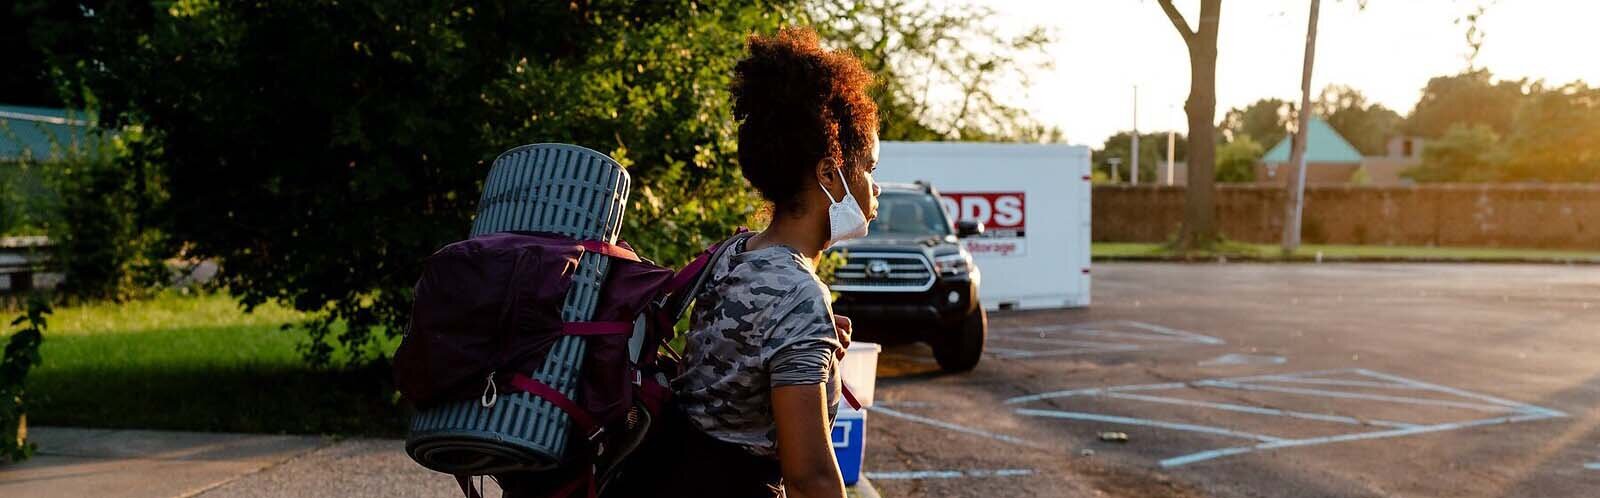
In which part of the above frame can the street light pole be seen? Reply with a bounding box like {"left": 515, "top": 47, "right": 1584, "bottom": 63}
{"left": 1282, "top": 0, "right": 1321, "bottom": 253}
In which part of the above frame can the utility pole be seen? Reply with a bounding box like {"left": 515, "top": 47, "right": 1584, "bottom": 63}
{"left": 1131, "top": 85, "right": 1140, "bottom": 185}
{"left": 1281, "top": 0, "right": 1320, "bottom": 253}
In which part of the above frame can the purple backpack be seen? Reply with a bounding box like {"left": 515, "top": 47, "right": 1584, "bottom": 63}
{"left": 394, "top": 229, "right": 752, "bottom": 498}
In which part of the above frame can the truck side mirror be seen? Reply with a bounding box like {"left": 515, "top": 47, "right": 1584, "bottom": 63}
{"left": 956, "top": 220, "right": 984, "bottom": 238}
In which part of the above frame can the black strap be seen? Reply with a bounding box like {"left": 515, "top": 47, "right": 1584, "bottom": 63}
{"left": 455, "top": 475, "right": 482, "bottom": 498}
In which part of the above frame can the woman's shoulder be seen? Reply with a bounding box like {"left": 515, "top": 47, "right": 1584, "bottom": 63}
{"left": 725, "top": 245, "right": 825, "bottom": 297}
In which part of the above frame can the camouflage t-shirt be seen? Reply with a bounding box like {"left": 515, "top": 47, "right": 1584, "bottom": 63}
{"left": 673, "top": 235, "right": 842, "bottom": 456}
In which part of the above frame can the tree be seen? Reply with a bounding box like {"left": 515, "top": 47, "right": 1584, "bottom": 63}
{"left": 1157, "top": 0, "right": 1222, "bottom": 249}
{"left": 1402, "top": 83, "right": 1600, "bottom": 184}
{"left": 1404, "top": 69, "right": 1526, "bottom": 138}
{"left": 0, "top": 2, "right": 68, "bottom": 108}
{"left": 1316, "top": 85, "right": 1401, "bottom": 156}
{"left": 1219, "top": 98, "right": 1291, "bottom": 149}
{"left": 806, "top": 0, "right": 1061, "bottom": 142}
{"left": 1094, "top": 131, "right": 1186, "bottom": 183}
{"left": 34, "top": 0, "right": 790, "bottom": 365}
{"left": 1401, "top": 123, "right": 1505, "bottom": 182}
{"left": 1214, "top": 135, "right": 1262, "bottom": 183}
{"left": 1501, "top": 82, "right": 1600, "bottom": 182}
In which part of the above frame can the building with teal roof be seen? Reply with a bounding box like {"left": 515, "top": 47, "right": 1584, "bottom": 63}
{"left": 1255, "top": 116, "right": 1421, "bottom": 186}
{"left": 0, "top": 104, "right": 101, "bottom": 163}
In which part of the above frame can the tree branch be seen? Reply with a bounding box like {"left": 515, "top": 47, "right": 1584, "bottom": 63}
{"left": 1158, "top": 0, "right": 1195, "bottom": 46}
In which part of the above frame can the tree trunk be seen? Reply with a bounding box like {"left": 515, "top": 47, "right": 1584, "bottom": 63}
{"left": 1175, "top": 0, "right": 1222, "bottom": 249}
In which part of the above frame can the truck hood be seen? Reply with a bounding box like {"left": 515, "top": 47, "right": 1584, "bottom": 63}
{"left": 829, "top": 235, "right": 954, "bottom": 252}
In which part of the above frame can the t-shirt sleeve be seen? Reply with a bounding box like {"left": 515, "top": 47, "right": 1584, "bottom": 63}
{"left": 762, "top": 282, "right": 841, "bottom": 388}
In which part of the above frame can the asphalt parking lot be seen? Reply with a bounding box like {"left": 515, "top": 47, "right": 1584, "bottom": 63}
{"left": 858, "top": 262, "right": 1600, "bottom": 498}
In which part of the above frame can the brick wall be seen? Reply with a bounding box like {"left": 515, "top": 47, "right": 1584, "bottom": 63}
{"left": 1093, "top": 184, "right": 1600, "bottom": 249}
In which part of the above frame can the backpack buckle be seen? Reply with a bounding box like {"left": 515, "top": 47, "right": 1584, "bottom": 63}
{"left": 589, "top": 427, "right": 607, "bottom": 456}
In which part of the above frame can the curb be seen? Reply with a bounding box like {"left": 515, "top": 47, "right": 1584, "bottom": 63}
{"left": 847, "top": 477, "right": 883, "bottom": 498}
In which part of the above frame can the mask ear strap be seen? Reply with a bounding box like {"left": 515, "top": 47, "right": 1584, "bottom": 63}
{"left": 834, "top": 168, "right": 854, "bottom": 198}
{"left": 819, "top": 168, "right": 848, "bottom": 203}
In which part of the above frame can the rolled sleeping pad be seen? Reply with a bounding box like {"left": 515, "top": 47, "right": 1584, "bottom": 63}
{"left": 407, "top": 143, "right": 629, "bottom": 475}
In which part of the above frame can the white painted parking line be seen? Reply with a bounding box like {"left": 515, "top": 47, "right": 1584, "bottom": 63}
{"left": 1113, "top": 320, "right": 1228, "bottom": 345}
{"left": 1004, "top": 368, "right": 1567, "bottom": 468}
{"left": 874, "top": 400, "right": 937, "bottom": 408}
{"left": 1005, "top": 382, "right": 1190, "bottom": 405}
{"left": 1199, "top": 353, "right": 1287, "bottom": 366}
{"left": 1249, "top": 376, "right": 1422, "bottom": 390}
{"left": 871, "top": 406, "right": 1053, "bottom": 451}
{"left": 865, "top": 469, "right": 1035, "bottom": 480}
{"left": 1353, "top": 368, "right": 1553, "bottom": 413}
{"left": 1016, "top": 408, "right": 1286, "bottom": 443}
{"left": 1192, "top": 380, "right": 1520, "bottom": 414}
{"left": 1160, "top": 412, "right": 1558, "bottom": 468}
{"left": 1101, "top": 392, "right": 1421, "bottom": 429}
{"left": 989, "top": 334, "right": 1142, "bottom": 350}
{"left": 987, "top": 320, "right": 1224, "bottom": 360}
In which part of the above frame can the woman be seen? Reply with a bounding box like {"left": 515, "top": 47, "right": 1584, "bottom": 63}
{"left": 614, "top": 26, "right": 880, "bottom": 498}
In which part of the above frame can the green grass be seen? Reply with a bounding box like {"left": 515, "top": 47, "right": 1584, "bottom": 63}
{"left": 17, "top": 291, "right": 407, "bottom": 436}
{"left": 1092, "top": 242, "right": 1600, "bottom": 263}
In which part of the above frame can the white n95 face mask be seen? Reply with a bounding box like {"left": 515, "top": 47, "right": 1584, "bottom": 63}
{"left": 819, "top": 168, "right": 869, "bottom": 246}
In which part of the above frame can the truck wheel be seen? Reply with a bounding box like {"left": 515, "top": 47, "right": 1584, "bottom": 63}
{"left": 934, "top": 307, "right": 986, "bottom": 372}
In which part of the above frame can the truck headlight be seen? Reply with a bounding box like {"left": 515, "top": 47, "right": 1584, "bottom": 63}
{"left": 934, "top": 252, "right": 973, "bottom": 276}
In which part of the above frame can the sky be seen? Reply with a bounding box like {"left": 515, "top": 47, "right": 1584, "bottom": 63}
{"left": 977, "top": 0, "right": 1600, "bottom": 147}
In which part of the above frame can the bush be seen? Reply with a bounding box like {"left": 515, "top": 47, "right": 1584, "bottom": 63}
{"left": 0, "top": 161, "right": 61, "bottom": 238}
{"left": 1215, "top": 136, "right": 1263, "bottom": 183}
{"left": 1, "top": 294, "right": 48, "bottom": 463}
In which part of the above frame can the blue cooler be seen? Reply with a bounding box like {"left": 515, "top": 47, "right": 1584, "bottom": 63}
{"left": 831, "top": 406, "right": 867, "bottom": 485}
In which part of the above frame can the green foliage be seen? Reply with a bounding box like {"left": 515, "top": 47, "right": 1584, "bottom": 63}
{"left": 1316, "top": 85, "right": 1402, "bottom": 156}
{"left": 1402, "top": 123, "right": 1506, "bottom": 182}
{"left": 32, "top": 1, "right": 790, "bottom": 366}
{"left": 1404, "top": 69, "right": 1526, "bottom": 139}
{"left": 2, "top": 294, "right": 49, "bottom": 462}
{"left": 805, "top": 0, "right": 1060, "bottom": 142}
{"left": 0, "top": 160, "right": 60, "bottom": 237}
{"left": 1222, "top": 87, "right": 1400, "bottom": 157}
{"left": 1220, "top": 98, "right": 1291, "bottom": 150}
{"left": 1348, "top": 166, "right": 1372, "bottom": 185}
{"left": 1215, "top": 136, "right": 1262, "bottom": 183}
{"left": 17, "top": 0, "right": 1065, "bottom": 371}
{"left": 50, "top": 131, "right": 174, "bottom": 301}
{"left": 1500, "top": 83, "right": 1600, "bottom": 182}
{"left": 0, "top": 3, "right": 66, "bottom": 108}
{"left": 815, "top": 250, "right": 846, "bottom": 301}
{"left": 1093, "top": 131, "right": 1186, "bottom": 183}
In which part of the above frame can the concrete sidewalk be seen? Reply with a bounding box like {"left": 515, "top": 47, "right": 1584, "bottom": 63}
{"left": 1, "top": 427, "right": 880, "bottom": 497}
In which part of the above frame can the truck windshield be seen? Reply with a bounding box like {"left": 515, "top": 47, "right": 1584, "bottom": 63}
{"left": 867, "top": 191, "right": 952, "bottom": 238}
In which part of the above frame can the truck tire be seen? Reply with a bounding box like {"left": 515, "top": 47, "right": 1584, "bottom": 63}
{"left": 934, "top": 307, "right": 986, "bottom": 372}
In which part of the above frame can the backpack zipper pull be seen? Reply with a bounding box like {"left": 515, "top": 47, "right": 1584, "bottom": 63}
{"left": 480, "top": 371, "right": 498, "bottom": 408}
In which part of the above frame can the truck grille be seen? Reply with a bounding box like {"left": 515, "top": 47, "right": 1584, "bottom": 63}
{"left": 830, "top": 252, "right": 935, "bottom": 292}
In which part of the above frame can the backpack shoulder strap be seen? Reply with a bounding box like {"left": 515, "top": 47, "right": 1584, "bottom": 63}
{"left": 663, "top": 230, "right": 756, "bottom": 323}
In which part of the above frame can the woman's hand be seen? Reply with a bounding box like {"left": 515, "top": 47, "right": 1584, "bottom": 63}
{"left": 832, "top": 314, "right": 852, "bottom": 359}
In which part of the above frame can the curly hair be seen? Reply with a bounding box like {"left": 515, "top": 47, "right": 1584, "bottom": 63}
{"left": 731, "top": 26, "right": 878, "bottom": 212}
